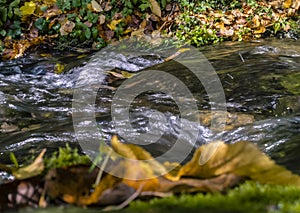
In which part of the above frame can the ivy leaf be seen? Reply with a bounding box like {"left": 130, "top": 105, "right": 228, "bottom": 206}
{"left": 8, "top": 0, "right": 20, "bottom": 19}
{"left": 20, "top": 1, "right": 36, "bottom": 16}
{"left": 0, "top": 7, "right": 7, "bottom": 22}
{"left": 84, "top": 27, "right": 91, "bottom": 39}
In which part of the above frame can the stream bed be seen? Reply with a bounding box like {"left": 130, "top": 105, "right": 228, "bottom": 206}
{"left": 0, "top": 38, "right": 299, "bottom": 181}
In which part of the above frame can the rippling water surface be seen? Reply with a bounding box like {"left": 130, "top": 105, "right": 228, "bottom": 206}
{"left": 0, "top": 38, "right": 299, "bottom": 177}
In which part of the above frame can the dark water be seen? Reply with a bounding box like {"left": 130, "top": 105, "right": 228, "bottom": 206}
{"left": 0, "top": 38, "right": 299, "bottom": 180}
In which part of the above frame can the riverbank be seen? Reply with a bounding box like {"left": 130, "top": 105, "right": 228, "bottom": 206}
{"left": 0, "top": 0, "right": 299, "bottom": 59}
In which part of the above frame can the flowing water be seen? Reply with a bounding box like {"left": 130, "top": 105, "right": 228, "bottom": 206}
{"left": 0, "top": 38, "right": 299, "bottom": 183}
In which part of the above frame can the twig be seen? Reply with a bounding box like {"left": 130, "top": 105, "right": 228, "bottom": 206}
{"left": 102, "top": 183, "right": 145, "bottom": 211}
{"left": 239, "top": 52, "right": 245, "bottom": 62}
{"left": 140, "top": 191, "right": 173, "bottom": 198}
{"left": 94, "top": 148, "right": 112, "bottom": 187}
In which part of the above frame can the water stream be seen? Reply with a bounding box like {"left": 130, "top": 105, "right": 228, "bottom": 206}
{"left": 0, "top": 38, "right": 299, "bottom": 180}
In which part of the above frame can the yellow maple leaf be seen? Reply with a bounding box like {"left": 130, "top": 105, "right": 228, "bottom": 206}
{"left": 20, "top": 1, "right": 36, "bottom": 16}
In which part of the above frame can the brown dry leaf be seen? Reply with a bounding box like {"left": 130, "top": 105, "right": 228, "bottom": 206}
{"left": 221, "top": 16, "right": 232, "bottom": 25}
{"left": 252, "top": 15, "right": 261, "bottom": 28}
{"left": 292, "top": 0, "right": 300, "bottom": 10}
{"left": 108, "top": 71, "right": 126, "bottom": 79}
{"left": 104, "top": 2, "right": 113, "bottom": 11}
{"left": 13, "top": 149, "right": 46, "bottom": 180}
{"left": 150, "top": 0, "right": 161, "bottom": 17}
{"left": 45, "top": 165, "right": 99, "bottom": 204}
{"left": 157, "top": 174, "right": 243, "bottom": 193}
{"left": 198, "top": 111, "right": 254, "bottom": 131}
{"left": 91, "top": 0, "right": 103, "bottom": 12}
{"left": 99, "top": 14, "right": 106, "bottom": 25}
{"left": 78, "top": 174, "right": 122, "bottom": 206}
{"left": 60, "top": 20, "right": 75, "bottom": 36}
{"left": 131, "top": 28, "right": 145, "bottom": 37}
{"left": 97, "top": 183, "right": 136, "bottom": 206}
{"left": 3, "top": 42, "right": 29, "bottom": 59}
{"left": 43, "top": 8, "right": 62, "bottom": 19}
{"left": 176, "top": 141, "right": 300, "bottom": 186}
{"left": 220, "top": 26, "right": 234, "bottom": 37}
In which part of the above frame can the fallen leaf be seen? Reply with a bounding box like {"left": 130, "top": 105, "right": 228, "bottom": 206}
{"left": 252, "top": 15, "right": 260, "bottom": 28}
{"left": 99, "top": 14, "right": 106, "bottom": 25}
{"left": 283, "top": 0, "right": 292, "bottom": 8}
{"left": 43, "top": 8, "right": 62, "bottom": 19}
{"left": 104, "top": 2, "right": 113, "bottom": 11}
{"left": 198, "top": 110, "right": 255, "bottom": 131}
{"left": 20, "top": 1, "right": 36, "bottom": 16}
{"left": 157, "top": 174, "right": 243, "bottom": 193}
{"left": 107, "top": 19, "right": 122, "bottom": 31}
{"left": 121, "top": 71, "right": 135, "bottom": 78}
{"left": 60, "top": 20, "right": 75, "bottom": 36}
{"left": 110, "top": 135, "right": 167, "bottom": 179}
{"left": 150, "top": 0, "right": 161, "bottom": 17}
{"left": 91, "top": 0, "right": 103, "bottom": 12}
{"left": 13, "top": 149, "right": 46, "bottom": 180}
{"left": 54, "top": 63, "right": 65, "bottom": 74}
{"left": 131, "top": 28, "right": 145, "bottom": 37}
{"left": 176, "top": 141, "right": 300, "bottom": 186}
{"left": 254, "top": 26, "right": 266, "bottom": 34}
{"left": 108, "top": 71, "right": 126, "bottom": 79}
{"left": 78, "top": 173, "right": 122, "bottom": 206}
{"left": 45, "top": 165, "right": 99, "bottom": 204}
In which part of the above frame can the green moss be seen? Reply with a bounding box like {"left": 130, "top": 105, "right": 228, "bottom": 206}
{"left": 44, "top": 144, "right": 91, "bottom": 170}
{"left": 123, "top": 181, "right": 300, "bottom": 213}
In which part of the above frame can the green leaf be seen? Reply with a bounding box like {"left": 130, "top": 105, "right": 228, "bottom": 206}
{"left": 85, "top": 27, "right": 91, "bottom": 39}
{"left": 8, "top": 0, "right": 20, "bottom": 18}
{"left": 161, "top": 0, "right": 166, "bottom": 9}
{"left": 40, "top": 5, "right": 48, "bottom": 12}
{"left": 92, "top": 26, "right": 98, "bottom": 39}
{"left": 139, "top": 3, "right": 151, "bottom": 11}
{"left": 13, "top": 8, "right": 21, "bottom": 17}
{"left": 0, "top": 29, "right": 6, "bottom": 37}
{"left": 72, "top": 0, "right": 81, "bottom": 8}
{"left": 34, "top": 18, "right": 45, "bottom": 30}
{"left": 52, "top": 22, "right": 61, "bottom": 31}
{"left": 0, "top": 7, "right": 7, "bottom": 22}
